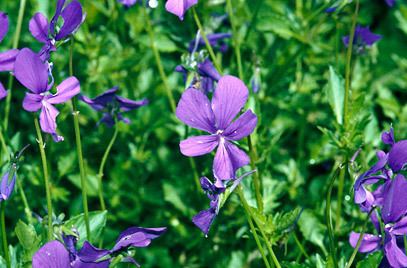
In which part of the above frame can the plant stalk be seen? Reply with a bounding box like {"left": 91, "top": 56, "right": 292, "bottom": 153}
{"left": 97, "top": 125, "right": 119, "bottom": 211}
{"left": 0, "top": 203, "right": 10, "bottom": 268}
{"left": 192, "top": 7, "right": 223, "bottom": 74}
{"left": 69, "top": 39, "right": 91, "bottom": 241}
{"left": 33, "top": 118, "right": 53, "bottom": 241}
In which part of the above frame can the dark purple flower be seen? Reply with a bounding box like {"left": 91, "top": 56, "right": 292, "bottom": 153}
{"left": 14, "top": 48, "right": 80, "bottom": 142}
{"left": 117, "top": 0, "right": 138, "bottom": 7}
{"left": 79, "top": 87, "right": 148, "bottom": 127}
{"left": 193, "top": 171, "right": 254, "bottom": 235}
{"left": 0, "top": 172, "right": 16, "bottom": 201}
{"left": 29, "top": 0, "right": 85, "bottom": 60}
{"left": 176, "top": 75, "right": 257, "bottom": 180}
{"left": 343, "top": 25, "right": 382, "bottom": 52}
{"left": 250, "top": 67, "right": 261, "bottom": 93}
{"left": 33, "top": 227, "right": 165, "bottom": 267}
{"left": 0, "top": 12, "right": 19, "bottom": 99}
{"left": 386, "top": 0, "right": 395, "bottom": 7}
{"left": 350, "top": 174, "right": 407, "bottom": 268}
{"left": 188, "top": 33, "right": 232, "bottom": 53}
{"left": 165, "top": 0, "right": 197, "bottom": 20}
{"left": 382, "top": 127, "right": 407, "bottom": 172}
{"left": 325, "top": 7, "right": 337, "bottom": 13}
{"left": 0, "top": 82, "right": 6, "bottom": 100}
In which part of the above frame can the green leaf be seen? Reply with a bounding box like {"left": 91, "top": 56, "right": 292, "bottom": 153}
{"left": 326, "top": 66, "right": 345, "bottom": 125}
{"left": 15, "top": 220, "right": 41, "bottom": 263}
{"left": 356, "top": 252, "right": 383, "bottom": 268}
{"left": 64, "top": 210, "right": 107, "bottom": 247}
{"left": 163, "top": 183, "right": 189, "bottom": 215}
{"left": 67, "top": 173, "right": 99, "bottom": 197}
{"left": 298, "top": 209, "right": 327, "bottom": 255}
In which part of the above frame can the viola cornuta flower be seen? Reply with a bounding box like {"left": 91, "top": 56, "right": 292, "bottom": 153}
{"left": 0, "top": 12, "right": 20, "bottom": 98}
{"left": 343, "top": 25, "right": 382, "bottom": 52}
{"left": 29, "top": 0, "right": 85, "bottom": 60}
{"left": 188, "top": 33, "right": 232, "bottom": 53}
{"left": 350, "top": 174, "right": 407, "bottom": 268}
{"left": 385, "top": 0, "right": 395, "bottom": 7}
{"left": 32, "top": 227, "right": 166, "bottom": 267}
{"left": 176, "top": 75, "right": 257, "bottom": 180}
{"left": 0, "top": 172, "right": 16, "bottom": 202}
{"left": 382, "top": 127, "right": 407, "bottom": 172}
{"left": 14, "top": 48, "right": 80, "bottom": 142}
{"left": 0, "top": 12, "right": 9, "bottom": 42}
{"left": 79, "top": 87, "right": 148, "bottom": 127}
{"left": 165, "top": 0, "right": 198, "bottom": 20}
{"left": 193, "top": 171, "right": 254, "bottom": 235}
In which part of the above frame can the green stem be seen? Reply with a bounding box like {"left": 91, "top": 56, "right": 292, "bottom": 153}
{"left": 236, "top": 187, "right": 271, "bottom": 268}
{"left": 1, "top": 203, "right": 10, "bottom": 268}
{"left": 33, "top": 118, "right": 53, "bottom": 241}
{"left": 247, "top": 136, "right": 263, "bottom": 212}
{"left": 143, "top": 8, "right": 177, "bottom": 113}
{"left": 3, "top": 0, "right": 27, "bottom": 131}
{"left": 16, "top": 178, "right": 33, "bottom": 224}
{"left": 192, "top": 7, "right": 223, "bottom": 74}
{"left": 326, "top": 165, "right": 342, "bottom": 268}
{"left": 97, "top": 125, "right": 119, "bottom": 211}
{"left": 293, "top": 232, "right": 310, "bottom": 260}
{"left": 226, "top": 0, "right": 243, "bottom": 80}
{"left": 335, "top": 165, "right": 346, "bottom": 231}
{"left": 69, "top": 39, "right": 91, "bottom": 241}
{"left": 345, "top": 207, "right": 375, "bottom": 268}
{"left": 226, "top": 0, "right": 263, "bottom": 212}
{"left": 0, "top": 128, "right": 8, "bottom": 160}
{"left": 188, "top": 157, "right": 201, "bottom": 191}
{"left": 238, "top": 187, "right": 282, "bottom": 268}
{"left": 343, "top": 0, "right": 359, "bottom": 129}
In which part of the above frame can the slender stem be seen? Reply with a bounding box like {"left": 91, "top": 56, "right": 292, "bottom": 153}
{"left": 226, "top": 0, "right": 243, "bottom": 80}
{"left": 335, "top": 166, "right": 346, "bottom": 231}
{"left": 69, "top": 39, "right": 90, "bottom": 240}
{"left": 345, "top": 207, "right": 376, "bottom": 268}
{"left": 236, "top": 187, "right": 271, "bottom": 268}
{"left": 343, "top": 0, "right": 360, "bottom": 129}
{"left": 0, "top": 128, "right": 8, "bottom": 159}
{"left": 97, "top": 125, "right": 119, "bottom": 211}
{"left": 1, "top": 203, "right": 10, "bottom": 268}
{"left": 293, "top": 232, "right": 310, "bottom": 260}
{"left": 143, "top": 8, "right": 177, "bottom": 113}
{"left": 3, "top": 0, "right": 27, "bottom": 131}
{"left": 326, "top": 165, "right": 342, "bottom": 268}
{"left": 16, "top": 178, "right": 33, "bottom": 224}
{"left": 188, "top": 157, "right": 201, "bottom": 191}
{"left": 192, "top": 7, "right": 223, "bottom": 74}
{"left": 238, "top": 187, "right": 282, "bottom": 268}
{"left": 33, "top": 118, "right": 53, "bottom": 241}
{"left": 247, "top": 136, "right": 263, "bottom": 212}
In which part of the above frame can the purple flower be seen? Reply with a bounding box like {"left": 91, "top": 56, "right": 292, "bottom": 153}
{"left": 0, "top": 172, "right": 16, "bottom": 201}
{"left": 0, "top": 12, "right": 19, "bottom": 100}
{"left": 176, "top": 59, "right": 221, "bottom": 94}
{"left": 188, "top": 33, "right": 232, "bottom": 53}
{"left": 117, "top": 0, "right": 138, "bottom": 7}
{"left": 165, "top": 0, "right": 198, "bottom": 20}
{"left": 325, "top": 7, "right": 337, "bottom": 13}
{"left": 14, "top": 48, "right": 80, "bottom": 142}
{"left": 0, "top": 12, "right": 9, "bottom": 43}
{"left": 343, "top": 25, "right": 382, "bottom": 52}
{"left": 29, "top": 0, "right": 85, "bottom": 60}
{"left": 176, "top": 75, "right": 257, "bottom": 180}
{"left": 381, "top": 127, "right": 407, "bottom": 173}
{"left": 386, "top": 0, "right": 395, "bottom": 7}
{"left": 33, "top": 227, "right": 166, "bottom": 267}
{"left": 79, "top": 87, "right": 148, "bottom": 127}
{"left": 193, "top": 171, "right": 253, "bottom": 235}
{"left": 350, "top": 174, "right": 407, "bottom": 268}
